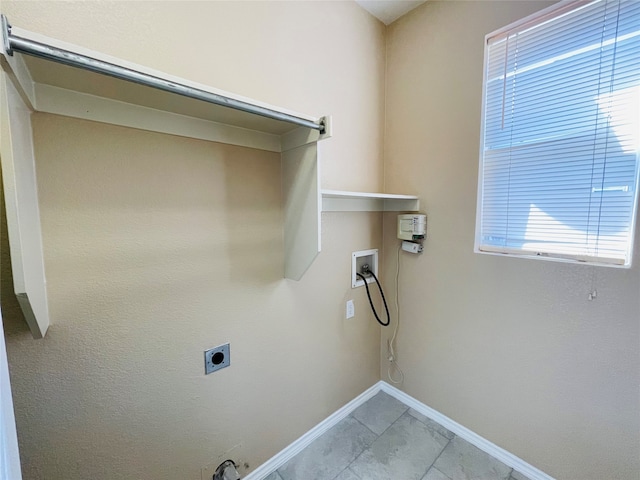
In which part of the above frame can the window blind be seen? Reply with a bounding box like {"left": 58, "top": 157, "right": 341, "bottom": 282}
{"left": 477, "top": 0, "right": 640, "bottom": 266}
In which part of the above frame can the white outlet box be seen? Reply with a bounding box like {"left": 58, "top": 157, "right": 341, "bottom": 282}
{"left": 346, "top": 300, "right": 355, "bottom": 319}
{"left": 352, "top": 249, "right": 378, "bottom": 288}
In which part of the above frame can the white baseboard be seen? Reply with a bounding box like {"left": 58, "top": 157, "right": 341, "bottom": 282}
{"left": 245, "top": 381, "right": 554, "bottom": 480}
{"left": 379, "top": 382, "right": 554, "bottom": 480}
{"left": 243, "top": 383, "right": 382, "bottom": 480}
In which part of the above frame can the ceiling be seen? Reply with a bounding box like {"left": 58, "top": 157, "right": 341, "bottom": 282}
{"left": 355, "top": 0, "right": 427, "bottom": 25}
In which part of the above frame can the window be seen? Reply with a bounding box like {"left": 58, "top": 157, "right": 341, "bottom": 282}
{"left": 476, "top": 0, "right": 640, "bottom": 266}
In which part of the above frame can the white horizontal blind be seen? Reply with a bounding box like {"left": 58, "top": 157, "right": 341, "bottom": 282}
{"left": 477, "top": 0, "right": 640, "bottom": 266}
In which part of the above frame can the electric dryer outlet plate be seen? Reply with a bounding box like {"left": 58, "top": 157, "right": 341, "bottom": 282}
{"left": 204, "top": 343, "right": 230, "bottom": 375}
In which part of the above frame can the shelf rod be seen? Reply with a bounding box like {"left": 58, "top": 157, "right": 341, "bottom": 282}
{"left": 1, "top": 15, "right": 325, "bottom": 134}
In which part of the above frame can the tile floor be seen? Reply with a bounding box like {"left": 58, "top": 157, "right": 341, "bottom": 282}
{"left": 262, "top": 391, "right": 531, "bottom": 480}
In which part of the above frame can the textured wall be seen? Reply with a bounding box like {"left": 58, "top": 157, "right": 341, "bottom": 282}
{"left": 382, "top": 2, "right": 640, "bottom": 479}
{"left": 0, "top": 2, "right": 385, "bottom": 479}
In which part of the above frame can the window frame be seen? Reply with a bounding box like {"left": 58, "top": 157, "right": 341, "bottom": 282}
{"left": 474, "top": 0, "right": 640, "bottom": 268}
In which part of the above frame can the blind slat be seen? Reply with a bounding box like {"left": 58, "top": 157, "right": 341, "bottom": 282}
{"left": 477, "top": 0, "right": 640, "bottom": 266}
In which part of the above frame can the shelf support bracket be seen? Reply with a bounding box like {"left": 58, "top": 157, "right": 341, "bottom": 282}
{"left": 0, "top": 71, "right": 49, "bottom": 338}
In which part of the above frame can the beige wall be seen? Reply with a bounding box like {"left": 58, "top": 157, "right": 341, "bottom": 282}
{"left": 3, "top": 1, "right": 640, "bottom": 480}
{"left": 382, "top": 2, "right": 640, "bottom": 480}
{"left": 0, "top": 2, "right": 385, "bottom": 479}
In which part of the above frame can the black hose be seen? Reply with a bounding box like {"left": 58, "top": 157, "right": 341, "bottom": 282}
{"left": 356, "top": 271, "right": 390, "bottom": 327}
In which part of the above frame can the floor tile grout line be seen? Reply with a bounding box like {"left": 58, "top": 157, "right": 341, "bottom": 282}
{"left": 329, "top": 465, "right": 362, "bottom": 480}
{"left": 342, "top": 414, "right": 382, "bottom": 474}
{"left": 405, "top": 407, "right": 456, "bottom": 457}
{"left": 350, "top": 402, "right": 409, "bottom": 439}
{"left": 406, "top": 407, "right": 455, "bottom": 441}
{"left": 349, "top": 399, "right": 460, "bottom": 480}
{"left": 428, "top": 466, "right": 452, "bottom": 480}
{"left": 372, "top": 403, "right": 410, "bottom": 437}
{"left": 267, "top": 394, "right": 523, "bottom": 480}
{"left": 342, "top": 406, "right": 411, "bottom": 477}
{"left": 273, "top": 413, "right": 367, "bottom": 480}
{"left": 348, "top": 405, "right": 462, "bottom": 480}
{"left": 352, "top": 392, "right": 410, "bottom": 436}
{"left": 324, "top": 413, "right": 377, "bottom": 480}
{"left": 348, "top": 412, "right": 380, "bottom": 438}
{"left": 431, "top": 466, "right": 453, "bottom": 480}
{"left": 420, "top": 435, "right": 454, "bottom": 480}
{"left": 421, "top": 435, "right": 517, "bottom": 480}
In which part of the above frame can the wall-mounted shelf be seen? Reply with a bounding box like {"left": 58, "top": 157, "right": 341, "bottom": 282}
{"left": 322, "top": 190, "right": 419, "bottom": 212}
{"left": 0, "top": 16, "right": 329, "bottom": 337}
{"left": 0, "top": 16, "right": 419, "bottom": 339}
{"left": 0, "top": 16, "right": 328, "bottom": 153}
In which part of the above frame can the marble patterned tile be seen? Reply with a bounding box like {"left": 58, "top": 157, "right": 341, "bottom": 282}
{"left": 349, "top": 412, "right": 450, "bottom": 480}
{"left": 423, "top": 467, "right": 453, "bottom": 480}
{"left": 263, "top": 471, "right": 284, "bottom": 480}
{"left": 433, "top": 436, "right": 512, "bottom": 480}
{"left": 277, "top": 415, "right": 376, "bottom": 480}
{"left": 351, "top": 391, "right": 409, "bottom": 435}
{"left": 408, "top": 408, "right": 455, "bottom": 440}
{"left": 341, "top": 469, "right": 387, "bottom": 480}
{"left": 334, "top": 467, "right": 362, "bottom": 480}
{"left": 509, "top": 471, "right": 531, "bottom": 480}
